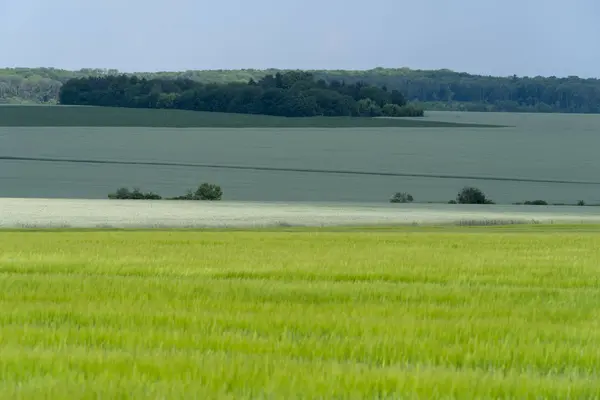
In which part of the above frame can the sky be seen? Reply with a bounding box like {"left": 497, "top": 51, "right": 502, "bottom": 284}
{"left": 0, "top": 0, "right": 598, "bottom": 78}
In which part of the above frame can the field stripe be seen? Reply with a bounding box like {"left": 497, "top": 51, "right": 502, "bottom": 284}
{"left": 2, "top": 155, "right": 599, "bottom": 185}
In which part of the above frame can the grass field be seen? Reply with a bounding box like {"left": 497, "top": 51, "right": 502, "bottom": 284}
{"left": 0, "top": 105, "right": 496, "bottom": 128}
{"left": 1, "top": 226, "right": 599, "bottom": 398}
{"left": 3, "top": 110, "right": 600, "bottom": 204}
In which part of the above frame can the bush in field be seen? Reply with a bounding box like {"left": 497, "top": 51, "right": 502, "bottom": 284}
{"left": 194, "top": 183, "right": 223, "bottom": 200}
{"left": 170, "top": 189, "right": 196, "bottom": 201}
{"left": 390, "top": 192, "right": 414, "bottom": 203}
{"left": 578, "top": 200, "right": 586, "bottom": 206}
{"left": 169, "top": 183, "right": 223, "bottom": 201}
{"left": 108, "top": 187, "right": 162, "bottom": 200}
{"left": 108, "top": 183, "right": 223, "bottom": 201}
{"left": 523, "top": 200, "right": 548, "bottom": 206}
{"left": 108, "top": 187, "right": 131, "bottom": 200}
{"left": 456, "top": 186, "right": 494, "bottom": 204}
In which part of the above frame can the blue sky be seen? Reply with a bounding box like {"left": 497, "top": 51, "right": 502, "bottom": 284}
{"left": 0, "top": 0, "right": 597, "bottom": 77}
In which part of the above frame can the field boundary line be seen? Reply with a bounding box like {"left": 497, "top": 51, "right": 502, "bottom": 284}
{"left": 3, "top": 156, "right": 599, "bottom": 185}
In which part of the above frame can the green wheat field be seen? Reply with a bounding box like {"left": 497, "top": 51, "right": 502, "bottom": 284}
{"left": 0, "top": 105, "right": 491, "bottom": 128}
{"left": 1, "top": 226, "right": 599, "bottom": 398}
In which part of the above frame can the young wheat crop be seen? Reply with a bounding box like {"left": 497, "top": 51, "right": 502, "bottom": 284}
{"left": 0, "top": 227, "right": 598, "bottom": 398}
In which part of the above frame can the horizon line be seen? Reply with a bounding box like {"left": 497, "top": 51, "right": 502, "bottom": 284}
{"left": 1, "top": 65, "right": 598, "bottom": 81}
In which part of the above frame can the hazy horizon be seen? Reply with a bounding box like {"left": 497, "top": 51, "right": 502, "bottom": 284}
{"left": 3, "top": 65, "right": 598, "bottom": 80}
{"left": 1, "top": 0, "right": 598, "bottom": 79}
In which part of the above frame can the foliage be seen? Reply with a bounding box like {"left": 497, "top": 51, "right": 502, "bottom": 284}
{"left": 1, "top": 229, "right": 600, "bottom": 397}
{"left": 578, "top": 200, "right": 586, "bottom": 206}
{"left": 315, "top": 68, "right": 600, "bottom": 114}
{"left": 357, "top": 98, "right": 382, "bottom": 117}
{"left": 390, "top": 192, "right": 414, "bottom": 203}
{"left": 57, "top": 72, "right": 423, "bottom": 118}
{"left": 169, "top": 189, "right": 196, "bottom": 201}
{"left": 170, "top": 183, "right": 223, "bottom": 201}
{"left": 108, "top": 187, "right": 162, "bottom": 200}
{"left": 456, "top": 186, "right": 494, "bottom": 204}
{"left": 195, "top": 183, "right": 223, "bottom": 200}
{"left": 108, "top": 183, "right": 222, "bottom": 201}
{"left": 523, "top": 200, "right": 549, "bottom": 205}
{"left": 3, "top": 66, "right": 600, "bottom": 113}
{"left": 381, "top": 103, "right": 425, "bottom": 117}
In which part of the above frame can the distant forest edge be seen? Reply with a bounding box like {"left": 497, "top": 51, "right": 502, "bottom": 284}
{"left": 58, "top": 72, "right": 424, "bottom": 118}
{"left": 2, "top": 67, "right": 600, "bottom": 113}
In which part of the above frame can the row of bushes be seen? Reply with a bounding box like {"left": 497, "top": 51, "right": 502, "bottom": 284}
{"left": 108, "top": 184, "right": 588, "bottom": 206}
{"left": 108, "top": 183, "right": 223, "bottom": 201}
{"left": 391, "top": 187, "right": 495, "bottom": 205}
{"left": 390, "top": 187, "right": 588, "bottom": 206}
{"left": 513, "top": 200, "right": 586, "bottom": 206}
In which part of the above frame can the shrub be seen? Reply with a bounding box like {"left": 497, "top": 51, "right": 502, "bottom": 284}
{"left": 397, "top": 104, "right": 425, "bottom": 117}
{"left": 578, "top": 200, "right": 586, "bottom": 206}
{"left": 194, "top": 183, "right": 223, "bottom": 201}
{"left": 108, "top": 187, "right": 162, "bottom": 200}
{"left": 357, "top": 98, "right": 383, "bottom": 117}
{"left": 456, "top": 186, "right": 494, "bottom": 204}
{"left": 523, "top": 200, "right": 548, "bottom": 206}
{"left": 381, "top": 103, "right": 424, "bottom": 117}
{"left": 130, "top": 188, "right": 146, "bottom": 200}
{"left": 390, "top": 192, "right": 414, "bottom": 203}
{"left": 448, "top": 200, "right": 458, "bottom": 204}
{"left": 170, "top": 189, "right": 196, "bottom": 201}
{"left": 108, "top": 187, "right": 132, "bottom": 200}
{"left": 144, "top": 192, "right": 163, "bottom": 200}
{"left": 109, "top": 183, "right": 223, "bottom": 201}
{"left": 170, "top": 183, "right": 223, "bottom": 201}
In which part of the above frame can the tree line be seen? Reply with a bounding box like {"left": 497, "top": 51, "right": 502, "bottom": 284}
{"left": 109, "top": 183, "right": 592, "bottom": 207}
{"left": 391, "top": 187, "right": 591, "bottom": 207}
{"left": 3, "top": 67, "right": 600, "bottom": 114}
{"left": 58, "top": 71, "right": 422, "bottom": 118}
{"left": 109, "top": 183, "right": 223, "bottom": 201}
{"left": 316, "top": 68, "right": 600, "bottom": 113}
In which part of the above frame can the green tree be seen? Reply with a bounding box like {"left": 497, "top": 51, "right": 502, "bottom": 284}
{"left": 195, "top": 183, "right": 223, "bottom": 200}
{"left": 357, "top": 98, "right": 382, "bottom": 117}
{"left": 390, "top": 192, "right": 414, "bottom": 203}
{"left": 57, "top": 72, "right": 417, "bottom": 118}
{"left": 456, "top": 187, "right": 493, "bottom": 204}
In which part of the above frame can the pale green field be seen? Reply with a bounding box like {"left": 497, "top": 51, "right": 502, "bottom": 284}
{"left": 3, "top": 111, "right": 600, "bottom": 203}
{"left": 1, "top": 227, "right": 600, "bottom": 398}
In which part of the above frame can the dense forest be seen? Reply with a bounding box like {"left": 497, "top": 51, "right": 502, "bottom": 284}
{"left": 2, "top": 67, "right": 600, "bottom": 113}
{"left": 58, "top": 72, "right": 422, "bottom": 118}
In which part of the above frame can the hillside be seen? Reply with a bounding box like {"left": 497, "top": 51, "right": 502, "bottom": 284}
{"left": 0, "top": 105, "right": 496, "bottom": 128}
{"left": 1, "top": 67, "right": 600, "bottom": 113}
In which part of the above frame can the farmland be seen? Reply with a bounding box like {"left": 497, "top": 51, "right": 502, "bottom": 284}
{"left": 1, "top": 108, "right": 600, "bottom": 204}
{"left": 4, "top": 198, "right": 600, "bottom": 229}
{"left": 2, "top": 102, "right": 600, "bottom": 398}
{"left": 0, "top": 105, "right": 489, "bottom": 128}
{"left": 0, "top": 227, "right": 599, "bottom": 398}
